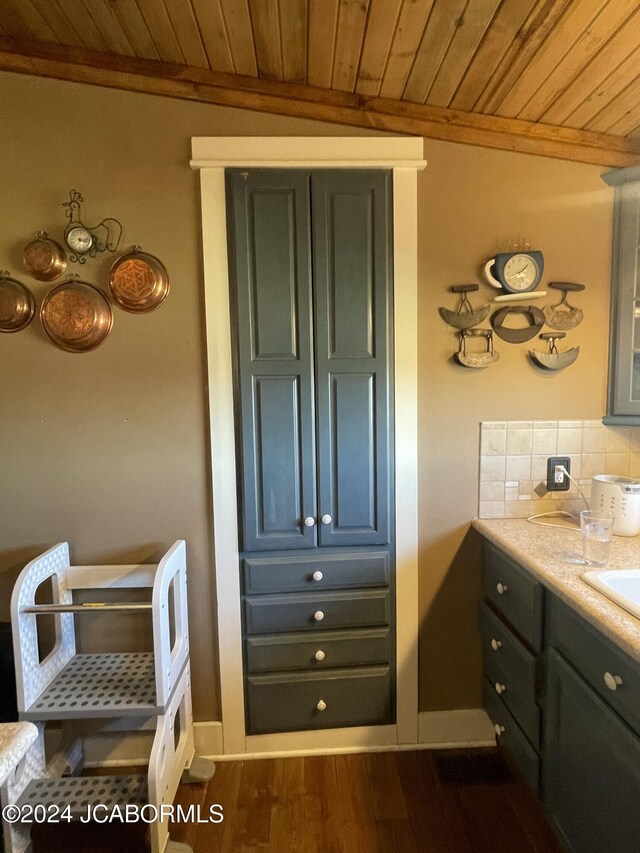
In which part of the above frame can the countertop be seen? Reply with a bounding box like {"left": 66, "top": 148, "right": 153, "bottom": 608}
{"left": 472, "top": 517, "right": 640, "bottom": 664}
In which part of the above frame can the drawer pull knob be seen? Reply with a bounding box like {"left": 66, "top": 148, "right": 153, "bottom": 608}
{"left": 494, "top": 723, "right": 505, "bottom": 737}
{"left": 490, "top": 639, "right": 502, "bottom": 652}
{"left": 314, "top": 610, "right": 325, "bottom": 622}
{"left": 312, "top": 571, "right": 324, "bottom": 582}
{"left": 495, "top": 682, "right": 507, "bottom": 695}
{"left": 314, "top": 650, "right": 326, "bottom": 662}
{"left": 604, "top": 671, "right": 623, "bottom": 691}
{"left": 316, "top": 699, "right": 327, "bottom": 712}
{"left": 496, "top": 582, "right": 509, "bottom": 595}
{"left": 321, "top": 514, "right": 332, "bottom": 525}
{"left": 304, "top": 516, "right": 316, "bottom": 527}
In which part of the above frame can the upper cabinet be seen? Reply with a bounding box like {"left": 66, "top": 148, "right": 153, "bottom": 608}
{"left": 226, "top": 169, "right": 394, "bottom": 553}
{"left": 602, "top": 166, "right": 640, "bottom": 424}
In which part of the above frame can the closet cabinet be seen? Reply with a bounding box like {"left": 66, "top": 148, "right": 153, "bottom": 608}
{"left": 226, "top": 169, "right": 395, "bottom": 735}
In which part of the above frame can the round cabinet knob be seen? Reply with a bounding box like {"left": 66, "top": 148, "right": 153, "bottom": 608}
{"left": 321, "top": 514, "right": 332, "bottom": 525}
{"left": 604, "top": 671, "right": 623, "bottom": 691}
{"left": 304, "top": 516, "right": 316, "bottom": 527}
{"left": 314, "top": 650, "right": 326, "bottom": 662}
{"left": 490, "top": 639, "right": 502, "bottom": 652}
{"left": 496, "top": 582, "right": 509, "bottom": 595}
{"left": 494, "top": 723, "right": 505, "bottom": 737}
{"left": 316, "top": 699, "right": 327, "bottom": 712}
{"left": 314, "top": 610, "right": 325, "bottom": 622}
{"left": 495, "top": 682, "right": 506, "bottom": 695}
{"left": 312, "top": 570, "right": 324, "bottom": 582}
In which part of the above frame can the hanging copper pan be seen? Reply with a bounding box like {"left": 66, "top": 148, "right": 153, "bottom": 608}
{"left": 23, "top": 232, "right": 67, "bottom": 281}
{"left": 0, "top": 272, "right": 35, "bottom": 333}
{"left": 40, "top": 279, "right": 113, "bottom": 353}
{"left": 109, "top": 248, "right": 169, "bottom": 312}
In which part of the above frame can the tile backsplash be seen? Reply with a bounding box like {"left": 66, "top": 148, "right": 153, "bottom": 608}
{"left": 478, "top": 420, "right": 640, "bottom": 519}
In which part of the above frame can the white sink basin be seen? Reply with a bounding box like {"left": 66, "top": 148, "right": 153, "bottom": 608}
{"left": 582, "top": 568, "right": 640, "bottom": 620}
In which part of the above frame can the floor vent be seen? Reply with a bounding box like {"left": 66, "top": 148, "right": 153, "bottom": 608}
{"left": 434, "top": 750, "right": 512, "bottom": 785}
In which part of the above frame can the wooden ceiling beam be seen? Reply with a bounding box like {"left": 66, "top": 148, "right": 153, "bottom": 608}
{"left": 0, "top": 36, "right": 638, "bottom": 167}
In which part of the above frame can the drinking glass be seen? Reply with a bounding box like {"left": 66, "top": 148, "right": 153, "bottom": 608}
{"left": 580, "top": 509, "right": 614, "bottom": 567}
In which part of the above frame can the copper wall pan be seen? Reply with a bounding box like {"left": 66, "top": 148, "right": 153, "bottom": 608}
{"left": 109, "top": 248, "right": 169, "bottom": 312}
{"left": 23, "top": 231, "right": 67, "bottom": 281}
{"left": 40, "top": 279, "right": 113, "bottom": 352}
{"left": 0, "top": 272, "right": 35, "bottom": 333}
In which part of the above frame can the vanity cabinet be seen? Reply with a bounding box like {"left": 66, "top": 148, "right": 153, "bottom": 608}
{"left": 480, "top": 541, "right": 543, "bottom": 791}
{"left": 481, "top": 537, "right": 640, "bottom": 851}
{"left": 226, "top": 169, "right": 395, "bottom": 735}
{"left": 602, "top": 165, "right": 640, "bottom": 424}
{"left": 545, "top": 598, "right": 640, "bottom": 853}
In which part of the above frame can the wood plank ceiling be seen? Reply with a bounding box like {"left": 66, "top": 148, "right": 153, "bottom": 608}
{"left": 0, "top": 0, "right": 639, "bottom": 166}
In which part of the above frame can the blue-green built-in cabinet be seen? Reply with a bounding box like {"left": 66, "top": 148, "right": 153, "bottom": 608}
{"left": 226, "top": 170, "right": 395, "bottom": 735}
{"left": 481, "top": 539, "right": 640, "bottom": 852}
{"left": 602, "top": 165, "right": 640, "bottom": 424}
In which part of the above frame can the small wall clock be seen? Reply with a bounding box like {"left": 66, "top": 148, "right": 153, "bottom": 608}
{"left": 484, "top": 250, "right": 544, "bottom": 294}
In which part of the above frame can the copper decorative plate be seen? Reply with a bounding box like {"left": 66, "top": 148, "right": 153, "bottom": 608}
{"left": 109, "top": 249, "right": 169, "bottom": 312}
{"left": 0, "top": 273, "right": 36, "bottom": 333}
{"left": 40, "top": 280, "right": 113, "bottom": 352}
{"left": 23, "top": 232, "right": 67, "bottom": 281}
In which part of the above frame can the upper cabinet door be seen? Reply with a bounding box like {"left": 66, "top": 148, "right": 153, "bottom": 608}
{"left": 311, "top": 171, "right": 394, "bottom": 547}
{"left": 227, "top": 170, "right": 317, "bottom": 552}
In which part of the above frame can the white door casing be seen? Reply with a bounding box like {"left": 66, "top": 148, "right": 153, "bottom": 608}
{"left": 191, "top": 137, "right": 425, "bottom": 756}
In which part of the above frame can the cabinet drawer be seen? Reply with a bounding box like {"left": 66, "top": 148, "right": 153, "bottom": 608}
{"left": 244, "top": 589, "right": 390, "bottom": 635}
{"left": 480, "top": 602, "right": 540, "bottom": 748}
{"left": 246, "top": 628, "right": 390, "bottom": 673}
{"left": 549, "top": 596, "right": 640, "bottom": 735}
{"left": 243, "top": 551, "right": 390, "bottom": 594}
{"left": 483, "top": 678, "right": 539, "bottom": 793}
{"left": 483, "top": 542, "right": 543, "bottom": 651}
{"left": 246, "top": 666, "right": 391, "bottom": 734}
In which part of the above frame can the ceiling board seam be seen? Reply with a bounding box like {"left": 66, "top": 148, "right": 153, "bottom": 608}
{"left": 28, "top": 0, "right": 81, "bottom": 47}
{"left": 474, "top": 0, "right": 570, "bottom": 114}
{"left": 587, "top": 75, "right": 640, "bottom": 136}
{"left": 215, "top": 0, "right": 237, "bottom": 74}
{"left": 446, "top": 0, "right": 505, "bottom": 108}
{"left": 158, "top": 0, "right": 188, "bottom": 64}
{"left": 513, "top": 0, "right": 624, "bottom": 121}
{"left": 304, "top": 0, "right": 309, "bottom": 85}
{"left": 109, "top": 1, "right": 159, "bottom": 61}
{"left": 564, "top": 43, "right": 640, "bottom": 130}
{"left": 43, "top": 0, "right": 85, "bottom": 47}
{"left": 82, "top": 0, "right": 136, "bottom": 57}
{"left": 398, "top": 0, "right": 438, "bottom": 101}
{"left": 423, "top": 0, "right": 473, "bottom": 105}
{"left": 373, "top": 0, "right": 405, "bottom": 99}
{"left": 543, "top": 5, "right": 640, "bottom": 127}
{"left": 5, "top": 0, "right": 56, "bottom": 42}
{"left": 352, "top": 0, "right": 376, "bottom": 94}
{"left": 186, "top": 0, "right": 210, "bottom": 70}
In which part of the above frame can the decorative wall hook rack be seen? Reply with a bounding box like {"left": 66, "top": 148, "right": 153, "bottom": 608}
{"left": 62, "top": 190, "right": 123, "bottom": 264}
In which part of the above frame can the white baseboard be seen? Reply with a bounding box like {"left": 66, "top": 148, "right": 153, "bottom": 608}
{"left": 83, "top": 712, "right": 494, "bottom": 767}
{"left": 418, "top": 709, "right": 496, "bottom": 748}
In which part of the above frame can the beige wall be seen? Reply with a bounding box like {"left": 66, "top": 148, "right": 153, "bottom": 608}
{"left": 0, "top": 71, "right": 613, "bottom": 722}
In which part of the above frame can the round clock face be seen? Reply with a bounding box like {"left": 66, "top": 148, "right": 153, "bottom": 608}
{"left": 503, "top": 253, "right": 540, "bottom": 292}
{"left": 66, "top": 226, "right": 93, "bottom": 254}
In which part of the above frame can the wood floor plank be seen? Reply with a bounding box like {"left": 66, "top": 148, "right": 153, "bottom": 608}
{"left": 502, "top": 776, "right": 564, "bottom": 853}
{"left": 303, "top": 754, "right": 343, "bottom": 853}
{"left": 335, "top": 753, "right": 382, "bottom": 853}
{"left": 168, "top": 778, "right": 207, "bottom": 848}
{"left": 193, "top": 759, "right": 242, "bottom": 853}
{"left": 365, "top": 751, "right": 408, "bottom": 821}
{"left": 376, "top": 819, "right": 419, "bottom": 853}
{"left": 229, "top": 756, "right": 276, "bottom": 852}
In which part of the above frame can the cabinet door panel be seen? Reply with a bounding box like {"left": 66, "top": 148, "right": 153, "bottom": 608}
{"left": 544, "top": 649, "right": 640, "bottom": 853}
{"left": 312, "top": 171, "right": 393, "bottom": 547}
{"left": 227, "top": 171, "right": 316, "bottom": 551}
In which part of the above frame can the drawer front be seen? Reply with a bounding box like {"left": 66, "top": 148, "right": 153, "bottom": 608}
{"left": 549, "top": 595, "right": 640, "bottom": 735}
{"left": 483, "top": 678, "right": 539, "bottom": 793}
{"left": 480, "top": 602, "right": 540, "bottom": 748}
{"left": 483, "top": 541, "right": 543, "bottom": 651}
{"left": 246, "top": 666, "right": 391, "bottom": 734}
{"left": 246, "top": 628, "right": 390, "bottom": 673}
{"left": 244, "top": 589, "right": 390, "bottom": 635}
{"left": 243, "top": 551, "right": 390, "bottom": 594}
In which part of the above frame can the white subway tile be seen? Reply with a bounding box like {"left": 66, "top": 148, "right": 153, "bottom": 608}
{"left": 480, "top": 482, "right": 505, "bottom": 501}
{"left": 507, "top": 427, "right": 532, "bottom": 454}
{"left": 583, "top": 428, "right": 607, "bottom": 453}
{"left": 606, "top": 427, "right": 631, "bottom": 453}
{"left": 480, "top": 456, "right": 506, "bottom": 482}
{"left": 479, "top": 501, "right": 505, "bottom": 518}
{"left": 506, "top": 455, "right": 531, "bottom": 481}
{"left": 481, "top": 427, "right": 507, "bottom": 456}
{"left": 557, "top": 428, "right": 582, "bottom": 454}
{"left": 532, "top": 429, "right": 557, "bottom": 455}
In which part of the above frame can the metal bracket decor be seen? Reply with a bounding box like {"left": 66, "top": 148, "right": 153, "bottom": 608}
{"left": 62, "top": 190, "right": 123, "bottom": 264}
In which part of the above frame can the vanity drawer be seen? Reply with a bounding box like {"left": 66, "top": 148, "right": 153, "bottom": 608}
{"left": 246, "top": 666, "right": 391, "bottom": 734}
{"left": 483, "top": 678, "right": 539, "bottom": 793}
{"left": 548, "top": 596, "right": 640, "bottom": 735}
{"left": 244, "top": 589, "right": 390, "bottom": 635}
{"left": 483, "top": 541, "right": 543, "bottom": 651}
{"left": 246, "top": 628, "right": 390, "bottom": 673}
{"left": 480, "top": 602, "right": 540, "bottom": 748}
{"left": 243, "top": 551, "right": 390, "bottom": 594}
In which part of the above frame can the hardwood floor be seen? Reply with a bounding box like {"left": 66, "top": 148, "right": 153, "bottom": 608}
{"left": 31, "top": 748, "right": 562, "bottom": 852}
